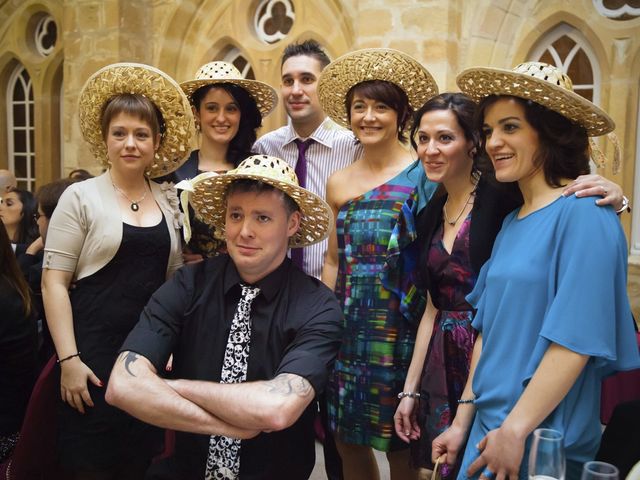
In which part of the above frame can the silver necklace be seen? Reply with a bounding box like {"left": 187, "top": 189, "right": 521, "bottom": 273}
{"left": 112, "top": 182, "right": 148, "bottom": 212}
{"left": 443, "top": 190, "right": 474, "bottom": 225}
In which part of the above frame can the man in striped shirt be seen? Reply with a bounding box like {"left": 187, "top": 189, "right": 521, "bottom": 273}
{"left": 253, "top": 40, "right": 362, "bottom": 280}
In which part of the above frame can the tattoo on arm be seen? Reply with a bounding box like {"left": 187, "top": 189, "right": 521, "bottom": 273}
{"left": 120, "top": 351, "right": 139, "bottom": 377}
{"left": 266, "top": 373, "right": 313, "bottom": 398}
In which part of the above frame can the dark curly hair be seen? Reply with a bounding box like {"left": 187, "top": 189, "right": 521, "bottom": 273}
{"left": 191, "top": 83, "right": 263, "bottom": 168}
{"left": 476, "top": 95, "right": 590, "bottom": 187}
{"left": 345, "top": 80, "right": 412, "bottom": 142}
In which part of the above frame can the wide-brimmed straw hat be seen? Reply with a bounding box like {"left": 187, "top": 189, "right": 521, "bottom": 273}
{"left": 456, "top": 62, "right": 614, "bottom": 136}
{"left": 180, "top": 61, "right": 278, "bottom": 117}
{"left": 183, "top": 155, "right": 332, "bottom": 248}
{"left": 318, "top": 48, "right": 439, "bottom": 128}
{"left": 78, "top": 62, "right": 194, "bottom": 178}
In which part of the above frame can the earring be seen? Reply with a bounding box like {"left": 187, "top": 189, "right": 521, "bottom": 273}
{"left": 195, "top": 122, "right": 201, "bottom": 133}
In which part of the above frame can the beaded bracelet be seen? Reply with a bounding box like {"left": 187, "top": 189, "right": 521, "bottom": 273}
{"left": 397, "top": 391, "right": 421, "bottom": 399}
{"left": 57, "top": 352, "right": 81, "bottom": 364}
{"left": 457, "top": 398, "right": 475, "bottom": 404}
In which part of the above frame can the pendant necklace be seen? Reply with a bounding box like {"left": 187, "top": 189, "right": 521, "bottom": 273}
{"left": 443, "top": 190, "right": 474, "bottom": 226}
{"left": 112, "top": 181, "right": 148, "bottom": 212}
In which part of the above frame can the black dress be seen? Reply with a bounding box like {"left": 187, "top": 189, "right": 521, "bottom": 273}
{"left": 58, "top": 217, "right": 170, "bottom": 470}
{"left": 0, "top": 276, "right": 38, "bottom": 461}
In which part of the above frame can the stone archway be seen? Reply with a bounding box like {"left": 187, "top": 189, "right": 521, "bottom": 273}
{"left": 155, "top": 0, "right": 356, "bottom": 133}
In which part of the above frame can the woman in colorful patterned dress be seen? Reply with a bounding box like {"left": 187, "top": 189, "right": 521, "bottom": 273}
{"left": 318, "top": 49, "right": 438, "bottom": 480}
{"left": 393, "top": 93, "right": 520, "bottom": 478}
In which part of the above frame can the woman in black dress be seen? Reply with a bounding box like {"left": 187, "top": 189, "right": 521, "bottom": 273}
{"left": 0, "top": 223, "right": 37, "bottom": 463}
{"left": 42, "top": 63, "right": 193, "bottom": 479}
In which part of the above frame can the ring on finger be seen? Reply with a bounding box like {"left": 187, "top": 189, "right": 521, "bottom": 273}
{"left": 602, "top": 186, "right": 608, "bottom": 195}
{"left": 482, "top": 468, "right": 496, "bottom": 480}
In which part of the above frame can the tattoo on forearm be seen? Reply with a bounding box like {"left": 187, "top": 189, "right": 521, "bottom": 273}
{"left": 120, "top": 351, "right": 139, "bottom": 377}
{"left": 266, "top": 374, "right": 313, "bottom": 397}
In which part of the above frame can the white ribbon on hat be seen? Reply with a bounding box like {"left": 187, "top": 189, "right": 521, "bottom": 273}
{"left": 174, "top": 171, "right": 220, "bottom": 244}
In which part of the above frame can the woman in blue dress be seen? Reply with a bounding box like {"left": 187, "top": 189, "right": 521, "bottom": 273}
{"left": 432, "top": 62, "right": 640, "bottom": 480}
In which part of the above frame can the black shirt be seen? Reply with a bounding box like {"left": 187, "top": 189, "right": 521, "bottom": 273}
{"left": 121, "top": 255, "right": 343, "bottom": 479}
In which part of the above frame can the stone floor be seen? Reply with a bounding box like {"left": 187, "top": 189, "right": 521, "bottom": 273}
{"left": 309, "top": 442, "right": 390, "bottom": 480}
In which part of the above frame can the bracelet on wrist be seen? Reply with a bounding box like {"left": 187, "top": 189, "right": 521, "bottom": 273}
{"left": 457, "top": 397, "right": 475, "bottom": 404}
{"left": 397, "top": 391, "right": 421, "bottom": 399}
{"left": 616, "top": 195, "right": 631, "bottom": 215}
{"left": 57, "top": 352, "right": 81, "bottom": 364}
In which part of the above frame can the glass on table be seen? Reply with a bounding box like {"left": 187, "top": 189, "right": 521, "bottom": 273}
{"left": 581, "top": 461, "right": 619, "bottom": 480}
{"left": 528, "top": 428, "right": 566, "bottom": 480}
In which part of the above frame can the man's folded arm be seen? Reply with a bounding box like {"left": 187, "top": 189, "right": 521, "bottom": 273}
{"left": 167, "top": 372, "right": 316, "bottom": 432}
{"left": 106, "top": 351, "right": 260, "bottom": 439}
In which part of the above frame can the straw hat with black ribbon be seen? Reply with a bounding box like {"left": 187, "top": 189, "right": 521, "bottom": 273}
{"left": 180, "top": 61, "right": 278, "bottom": 117}
{"left": 175, "top": 155, "right": 332, "bottom": 248}
{"left": 317, "top": 48, "right": 439, "bottom": 129}
{"left": 456, "top": 62, "right": 621, "bottom": 173}
{"left": 78, "top": 62, "right": 194, "bottom": 179}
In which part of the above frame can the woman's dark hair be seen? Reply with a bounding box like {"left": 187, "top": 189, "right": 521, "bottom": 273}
{"left": 37, "top": 178, "right": 76, "bottom": 219}
{"left": 345, "top": 80, "right": 412, "bottom": 142}
{"left": 191, "top": 83, "right": 263, "bottom": 168}
{"left": 100, "top": 93, "right": 164, "bottom": 141}
{"left": 0, "top": 222, "right": 31, "bottom": 316}
{"left": 7, "top": 187, "right": 38, "bottom": 245}
{"left": 410, "top": 92, "right": 479, "bottom": 164}
{"left": 476, "top": 95, "right": 590, "bottom": 187}
{"left": 68, "top": 169, "right": 93, "bottom": 181}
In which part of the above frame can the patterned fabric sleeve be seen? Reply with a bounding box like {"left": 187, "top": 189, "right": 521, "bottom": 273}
{"left": 380, "top": 168, "right": 438, "bottom": 324}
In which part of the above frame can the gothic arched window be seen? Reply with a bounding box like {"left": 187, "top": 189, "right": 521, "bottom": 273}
{"left": 7, "top": 64, "right": 35, "bottom": 191}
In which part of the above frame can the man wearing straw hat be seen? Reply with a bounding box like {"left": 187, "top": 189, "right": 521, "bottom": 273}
{"left": 107, "top": 155, "right": 343, "bottom": 480}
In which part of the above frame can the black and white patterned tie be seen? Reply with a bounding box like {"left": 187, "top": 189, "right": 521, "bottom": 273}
{"left": 204, "top": 284, "right": 260, "bottom": 480}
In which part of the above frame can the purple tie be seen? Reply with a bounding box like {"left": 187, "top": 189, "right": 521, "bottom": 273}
{"left": 291, "top": 139, "right": 312, "bottom": 270}
{"left": 293, "top": 138, "right": 312, "bottom": 188}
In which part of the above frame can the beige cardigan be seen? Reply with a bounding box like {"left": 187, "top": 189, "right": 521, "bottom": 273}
{"left": 43, "top": 172, "right": 183, "bottom": 281}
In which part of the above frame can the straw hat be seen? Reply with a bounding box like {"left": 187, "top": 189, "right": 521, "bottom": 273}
{"left": 78, "top": 63, "right": 194, "bottom": 178}
{"left": 186, "top": 155, "right": 332, "bottom": 248}
{"left": 456, "top": 62, "right": 614, "bottom": 136}
{"left": 318, "top": 48, "right": 439, "bottom": 128}
{"left": 180, "top": 61, "right": 278, "bottom": 117}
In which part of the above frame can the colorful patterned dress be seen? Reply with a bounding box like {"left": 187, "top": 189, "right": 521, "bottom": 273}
{"left": 327, "top": 164, "right": 424, "bottom": 452}
{"left": 412, "top": 213, "right": 478, "bottom": 475}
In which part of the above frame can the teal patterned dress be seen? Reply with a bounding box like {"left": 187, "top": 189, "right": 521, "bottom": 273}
{"left": 327, "top": 162, "right": 429, "bottom": 452}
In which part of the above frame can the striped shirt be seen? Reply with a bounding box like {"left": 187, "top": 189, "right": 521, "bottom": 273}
{"left": 254, "top": 118, "right": 363, "bottom": 279}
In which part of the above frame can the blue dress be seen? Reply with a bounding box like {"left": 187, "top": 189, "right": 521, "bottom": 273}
{"left": 459, "top": 195, "right": 640, "bottom": 479}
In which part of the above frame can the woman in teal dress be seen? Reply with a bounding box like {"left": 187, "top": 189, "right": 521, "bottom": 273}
{"left": 318, "top": 49, "right": 438, "bottom": 479}
{"left": 432, "top": 62, "right": 640, "bottom": 480}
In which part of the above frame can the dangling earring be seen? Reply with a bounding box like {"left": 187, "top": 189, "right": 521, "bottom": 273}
{"left": 195, "top": 122, "right": 201, "bottom": 133}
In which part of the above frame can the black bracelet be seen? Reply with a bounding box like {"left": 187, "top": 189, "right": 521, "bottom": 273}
{"left": 457, "top": 398, "right": 475, "bottom": 404}
{"left": 57, "top": 352, "right": 81, "bottom": 364}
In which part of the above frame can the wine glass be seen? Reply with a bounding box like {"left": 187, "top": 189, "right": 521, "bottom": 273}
{"left": 581, "top": 461, "right": 619, "bottom": 480}
{"left": 528, "top": 428, "right": 565, "bottom": 480}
